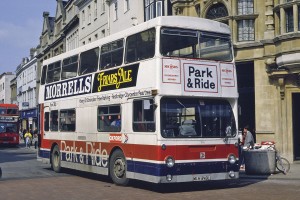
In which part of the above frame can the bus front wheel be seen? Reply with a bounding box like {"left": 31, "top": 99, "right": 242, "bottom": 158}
{"left": 109, "top": 149, "right": 129, "bottom": 186}
{"left": 51, "top": 145, "right": 62, "bottom": 173}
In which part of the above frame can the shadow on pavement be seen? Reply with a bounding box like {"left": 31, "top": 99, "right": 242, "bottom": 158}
{"left": 0, "top": 143, "right": 37, "bottom": 164}
{"left": 58, "top": 167, "right": 266, "bottom": 193}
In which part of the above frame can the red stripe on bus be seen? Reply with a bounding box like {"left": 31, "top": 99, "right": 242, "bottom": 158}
{"left": 41, "top": 139, "right": 238, "bottom": 161}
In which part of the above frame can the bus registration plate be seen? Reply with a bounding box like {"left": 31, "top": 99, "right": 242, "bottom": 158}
{"left": 193, "top": 175, "right": 211, "bottom": 181}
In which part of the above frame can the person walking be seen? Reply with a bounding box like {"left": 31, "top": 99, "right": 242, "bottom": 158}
{"left": 24, "top": 130, "right": 32, "bottom": 148}
{"left": 240, "top": 125, "right": 254, "bottom": 169}
{"left": 243, "top": 125, "right": 254, "bottom": 150}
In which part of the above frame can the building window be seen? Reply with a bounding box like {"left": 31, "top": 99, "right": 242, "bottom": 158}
{"left": 88, "top": 5, "right": 91, "bottom": 24}
{"left": 298, "top": 6, "right": 300, "bottom": 31}
{"left": 101, "top": 0, "right": 105, "bottom": 13}
{"left": 124, "top": 0, "right": 130, "bottom": 12}
{"left": 113, "top": 2, "right": 118, "bottom": 21}
{"left": 237, "top": 0, "right": 254, "bottom": 15}
{"left": 144, "top": 0, "right": 164, "bottom": 21}
{"left": 206, "top": 3, "right": 228, "bottom": 19}
{"left": 238, "top": 19, "right": 255, "bottom": 41}
{"left": 101, "top": 29, "right": 105, "bottom": 38}
{"left": 94, "top": 0, "right": 98, "bottom": 18}
{"left": 286, "top": 7, "right": 294, "bottom": 33}
{"left": 195, "top": 4, "right": 200, "bottom": 17}
{"left": 82, "top": 10, "right": 85, "bottom": 25}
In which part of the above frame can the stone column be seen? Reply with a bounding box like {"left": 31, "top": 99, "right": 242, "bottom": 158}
{"left": 280, "top": 7, "right": 285, "bottom": 34}
{"left": 264, "top": 0, "right": 275, "bottom": 39}
{"left": 293, "top": 4, "right": 298, "bottom": 32}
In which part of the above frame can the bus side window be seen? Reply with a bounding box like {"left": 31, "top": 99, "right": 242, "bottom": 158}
{"left": 59, "top": 109, "right": 76, "bottom": 132}
{"left": 79, "top": 47, "right": 99, "bottom": 75}
{"left": 41, "top": 65, "right": 47, "bottom": 85}
{"left": 125, "top": 28, "right": 155, "bottom": 64}
{"left": 61, "top": 55, "right": 78, "bottom": 80}
{"left": 50, "top": 110, "right": 59, "bottom": 131}
{"left": 47, "top": 61, "right": 61, "bottom": 83}
{"left": 133, "top": 99, "right": 155, "bottom": 132}
{"left": 97, "top": 105, "right": 121, "bottom": 132}
{"left": 100, "top": 39, "right": 124, "bottom": 69}
{"left": 44, "top": 112, "right": 49, "bottom": 131}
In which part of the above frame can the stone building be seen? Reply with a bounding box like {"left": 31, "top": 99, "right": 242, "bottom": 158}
{"left": 171, "top": 0, "right": 300, "bottom": 162}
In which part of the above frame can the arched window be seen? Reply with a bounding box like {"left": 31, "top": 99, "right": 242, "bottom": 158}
{"left": 206, "top": 3, "right": 228, "bottom": 19}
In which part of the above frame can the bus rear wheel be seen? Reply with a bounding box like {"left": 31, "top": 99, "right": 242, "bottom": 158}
{"left": 109, "top": 149, "right": 129, "bottom": 186}
{"left": 51, "top": 145, "right": 62, "bottom": 173}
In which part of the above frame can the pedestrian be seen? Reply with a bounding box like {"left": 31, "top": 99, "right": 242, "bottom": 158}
{"left": 29, "top": 129, "right": 33, "bottom": 146}
{"left": 240, "top": 125, "right": 254, "bottom": 169}
{"left": 243, "top": 125, "right": 254, "bottom": 150}
{"left": 22, "top": 129, "right": 27, "bottom": 143}
{"left": 24, "top": 130, "right": 32, "bottom": 148}
{"left": 32, "top": 133, "right": 38, "bottom": 149}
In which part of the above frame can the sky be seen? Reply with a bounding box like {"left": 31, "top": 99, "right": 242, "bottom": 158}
{"left": 0, "top": 0, "right": 56, "bottom": 75}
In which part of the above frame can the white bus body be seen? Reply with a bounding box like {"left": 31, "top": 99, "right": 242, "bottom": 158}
{"left": 38, "top": 16, "right": 239, "bottom": 185}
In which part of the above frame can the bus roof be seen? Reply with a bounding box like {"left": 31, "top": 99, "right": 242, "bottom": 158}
{"left": 42, "top": 16, "right": 231, "bottom": 65}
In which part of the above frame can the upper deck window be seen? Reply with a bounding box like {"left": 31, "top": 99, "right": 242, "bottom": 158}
{"left": 47, "top": 61, "right": 61, "bottom": 83}
{"left": 100, "top": 39, "right": 124, "bottom": 69}
{"left": 125, "top": 28, "right": 155, "bottom": 63}
{"left": 160, "top": 27, "right": 232, "bottom": 62}
{"left": 79, "top": 47, "right": 99, "bottom": 75}
{"left": 41, "top": 65, "right": 47, "bottom": 85}
{"left": 61, "top": 55, "right": 78, "bottom": 80}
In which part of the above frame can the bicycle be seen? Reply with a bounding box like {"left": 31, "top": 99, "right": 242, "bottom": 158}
{"left": 267, "top": 145, "right": 290, "bottom": 174}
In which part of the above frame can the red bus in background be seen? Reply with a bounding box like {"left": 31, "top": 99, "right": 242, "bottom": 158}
{"left": 0, "top": 104, "right": 19, "bottom": 146}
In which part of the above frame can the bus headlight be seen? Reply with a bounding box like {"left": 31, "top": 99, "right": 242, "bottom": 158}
{"left": 165, "top": 156, "right": 175, "bottom": 168}
{"left": 228, "top": 154, "right": 236, "bottom": 165}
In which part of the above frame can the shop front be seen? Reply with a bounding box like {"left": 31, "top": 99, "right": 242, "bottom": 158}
{"left": 20, "top": 108, "right": 38, "bottom": 132}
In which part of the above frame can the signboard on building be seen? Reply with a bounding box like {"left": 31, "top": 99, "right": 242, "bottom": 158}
{"left": 22, "top": 102, "right": 29, "bottom": 107}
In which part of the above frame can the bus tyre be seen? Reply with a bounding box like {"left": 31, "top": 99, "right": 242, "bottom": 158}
{"left": 51, "top": 145, "right": 62, "bottom": 173}
{"left": 109, "top": 149, "right": 129, "bottom": 186}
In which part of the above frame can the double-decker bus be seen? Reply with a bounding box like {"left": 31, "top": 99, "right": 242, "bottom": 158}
{"left": 0, "top": 104, "right": 19, "bottom": 146}
{"left": 38, "top": 16, "right": 239, "bottom": 185}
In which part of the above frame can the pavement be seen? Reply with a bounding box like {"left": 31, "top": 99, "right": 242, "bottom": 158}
{"left": 239, "top": 161, "right": 300, "bottom": 180}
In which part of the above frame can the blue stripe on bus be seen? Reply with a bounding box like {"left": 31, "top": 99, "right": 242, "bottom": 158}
{"left": 39, "top": 149, "right": 239, "bottom": 176}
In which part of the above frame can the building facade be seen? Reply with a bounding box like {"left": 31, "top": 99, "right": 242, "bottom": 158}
{"left": 10, "top": 77, "right": 17, "bottom": 105}
{"left": 0, "top": 72, "right": 15, "bottom": 104}
{"left": 15, "top": 49, "right": 38, "bottom": 131}
{"left": 171, "top": 0, "right": 300, "bottom": 162}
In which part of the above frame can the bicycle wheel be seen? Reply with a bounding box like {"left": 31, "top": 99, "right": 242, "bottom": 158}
{"left": 276, "top": 157, "right": 290, "bottom": 174}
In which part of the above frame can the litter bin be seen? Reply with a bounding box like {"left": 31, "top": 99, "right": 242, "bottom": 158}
{"left": 244, "top": 149, "right": 276, "bottom": 175}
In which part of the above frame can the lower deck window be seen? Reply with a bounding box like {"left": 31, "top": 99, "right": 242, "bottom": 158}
{"left": 97, "top": 105, "right": 121, "bottom": 132}
{"left": 133, "top": 99, "right": 155, "bottom": 132}
{"left": 60, "top": 109, "right": 76, "bottom": 131}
